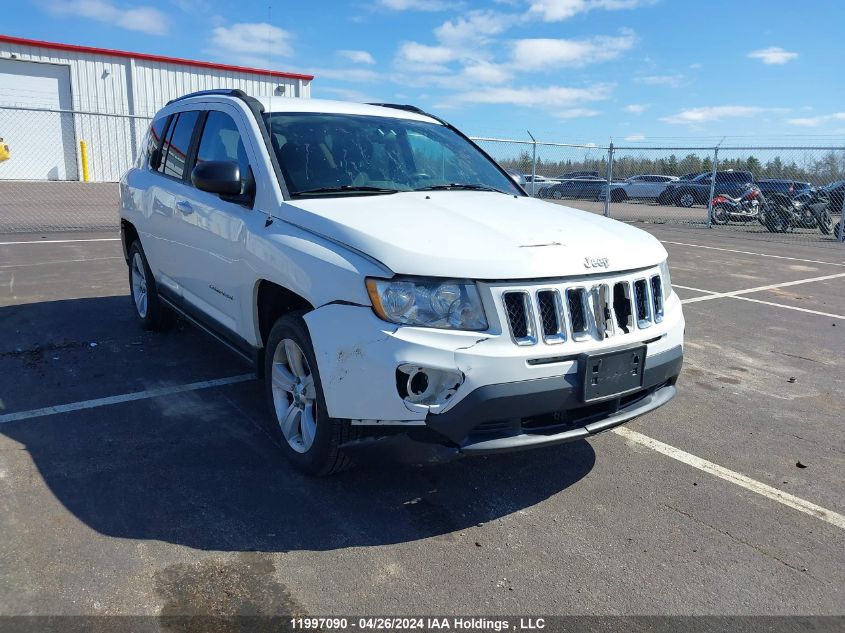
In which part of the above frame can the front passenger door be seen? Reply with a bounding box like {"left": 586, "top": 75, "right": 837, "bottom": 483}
{"left": 170, "top": 108, "right": 255, "bottom": 335}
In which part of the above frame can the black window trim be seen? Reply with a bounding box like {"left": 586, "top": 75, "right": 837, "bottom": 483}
{"left": 156, "top": 109, "right": 202, "bottom": 184}
{"left": 147, "top": 114, "right": 173, "bottom": 172}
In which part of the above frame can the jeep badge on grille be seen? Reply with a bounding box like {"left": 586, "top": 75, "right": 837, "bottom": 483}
{"left": 584, "top": 257, "right": 609, "bottom": 269}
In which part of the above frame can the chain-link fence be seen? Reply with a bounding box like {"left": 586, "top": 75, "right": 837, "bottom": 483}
{"left": 1, "top": 105, "right": 844, "bottom": 242}
{"left": 476, "top": 136, "right": 845, "bottom": 243}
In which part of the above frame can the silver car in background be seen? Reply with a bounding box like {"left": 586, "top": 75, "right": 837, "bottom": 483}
{"left": 602, "top": 174, "right": 679, "bottom": 203}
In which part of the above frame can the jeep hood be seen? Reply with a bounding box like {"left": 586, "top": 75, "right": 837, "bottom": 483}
{"left": 279, "top": 191, "right": 667, "bottom": 279}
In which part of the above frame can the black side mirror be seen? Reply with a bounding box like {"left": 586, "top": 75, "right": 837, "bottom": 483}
{"left": 191, "top": 160, "right": 242, "bottom": 196}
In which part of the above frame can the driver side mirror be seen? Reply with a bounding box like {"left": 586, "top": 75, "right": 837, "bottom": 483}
{"left": 191, "top": 160, "right": 242, "bottom": 196}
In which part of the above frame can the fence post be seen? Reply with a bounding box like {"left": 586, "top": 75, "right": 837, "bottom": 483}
{"left": 838, "top": 191, "right": 845, "bottom": 242}
{"left": 706, "top": 147, "right": 719, "bottom": 229}
{"left": 527, "top": 130, "right": 537, "bottom": 196}
{"left": 604, "top": 142, "right": 614, "bottom": 217}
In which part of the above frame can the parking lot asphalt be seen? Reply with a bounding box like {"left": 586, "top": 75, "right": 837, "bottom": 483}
{"left": 1, "top": 219, "right": 844, "bottom": 619}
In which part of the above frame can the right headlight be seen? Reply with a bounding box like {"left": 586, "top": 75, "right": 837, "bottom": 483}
{"left": 659, "top": 259, "right": 672, "bottom": 299}
{"left": 366, "top": 277, "right": 488, "bottom": 330}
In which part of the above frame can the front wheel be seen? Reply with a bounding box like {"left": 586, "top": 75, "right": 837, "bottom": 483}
{"left": 264, "top": 312, "right": 359, "bottom": 476}
{"left": 552, "top": 189, "right": 563, "bottom": 200}
{"left": 610, "top": 189, "right": 627, "bottom": 203}
{"left": 678, "top": 191, "right": 695, "bottom": 208}
{"left": 711, "top": 205, "right": 730, "bottom": 225}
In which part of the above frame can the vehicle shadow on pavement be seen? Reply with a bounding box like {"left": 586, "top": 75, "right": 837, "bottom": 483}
{"left": 1, "top": 296, "right": 596, "bottom": 552}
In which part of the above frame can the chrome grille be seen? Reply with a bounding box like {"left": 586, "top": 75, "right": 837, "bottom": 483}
{"left": 502, "top": 291, "right": 536, "bottom": 345}
{"left": 567, "top": 288, "right": 589, "bottom": 339}
{"left": 536, "top": 290, "right": 565, "bottom": 343}
{"left": 651, "top": 275, "right": 664, "bottom": 323}
{"left": 498, "top": 268, "right": 666, "bottom": 346}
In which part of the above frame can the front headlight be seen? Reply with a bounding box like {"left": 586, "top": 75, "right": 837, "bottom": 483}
{"left": 659, "top": 259, "right": 672, "bottom": 299}
{"left": 366, "top": 277, "right": 488, "bottom": 330}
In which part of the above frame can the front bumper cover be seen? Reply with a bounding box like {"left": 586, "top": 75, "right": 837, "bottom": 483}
{"left": 341, "top": 344, "right": 682, "bottom": 459}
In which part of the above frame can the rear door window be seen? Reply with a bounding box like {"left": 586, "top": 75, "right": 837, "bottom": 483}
{"left": 160, "top": 111, "right": 200, "bottom": 179}
{"left": 145, "top": 116, "right": 170, "bottom": 170}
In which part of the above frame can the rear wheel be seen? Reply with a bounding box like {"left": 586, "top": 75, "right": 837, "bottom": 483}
{"left": 264, "top": 312, "right": 359, "bottom": 476}
{"left": 127, "top": 241, "right": 173, "bottom": 330}
{"left": 817, "top": 210, "right": 832, "bottom": 235}
{"left": 678, "top": 191, "right": 695, "bottom": 208}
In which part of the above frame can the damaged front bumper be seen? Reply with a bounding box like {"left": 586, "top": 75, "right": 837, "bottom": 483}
{"left": 304, "top": 301, "right": 684, "bottom": 458}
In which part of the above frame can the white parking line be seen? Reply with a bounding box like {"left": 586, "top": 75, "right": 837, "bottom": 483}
{"left": 614, "top": 427, "right": 845, "bottom": 530}
{"left": 0, "top": 256, "right": 124, "bottom": 269}
{"left": 0, "top": 374, "right": 255, "bottom": 425}
{"left": 0, "top": 238, "right": 120, "bottom": 245}
{"left": 660, "top": 240, "right": 845, "bottom": 268}
{"left": 681, "top": 272, "right": 845, "bottom": 304}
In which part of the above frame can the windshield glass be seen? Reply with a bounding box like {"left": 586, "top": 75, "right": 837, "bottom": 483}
{"left": 264, "top": 112, "right": 522, "bottom": 196}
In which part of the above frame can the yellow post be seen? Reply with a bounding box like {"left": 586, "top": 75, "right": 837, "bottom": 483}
{"left": 79, "top": 141, "right": 90, "bottom": 182}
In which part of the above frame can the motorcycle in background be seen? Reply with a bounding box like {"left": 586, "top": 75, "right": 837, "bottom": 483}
{"left": 711, "top": 186, "right": 763, "bottom": 225}
{"left": 760, "top": 189, "right": 833, "bottom": 234}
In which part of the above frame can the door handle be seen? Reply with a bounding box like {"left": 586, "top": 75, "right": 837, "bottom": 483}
{"left": 175, "top": 200, "right": 193, "bottom": 215}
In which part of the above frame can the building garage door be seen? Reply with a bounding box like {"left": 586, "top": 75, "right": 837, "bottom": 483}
{"left": 0, "top": 58, "right": 77, "bottom": 180}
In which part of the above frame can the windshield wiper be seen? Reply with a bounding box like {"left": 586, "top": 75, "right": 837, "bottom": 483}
{"left": 293, "top": 185, "right": 402, "bottom": 196}
{"left": 414, "top": 183, "right": 509, "bottom": 194}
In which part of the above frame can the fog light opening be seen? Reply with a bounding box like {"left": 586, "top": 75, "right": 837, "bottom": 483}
{"left": 396, "top": 364, "right": 464, "bottom": 408}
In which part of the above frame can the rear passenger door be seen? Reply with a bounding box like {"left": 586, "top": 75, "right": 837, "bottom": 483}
{"left": 169, "top": 106, "right": 255, "bottom": 335}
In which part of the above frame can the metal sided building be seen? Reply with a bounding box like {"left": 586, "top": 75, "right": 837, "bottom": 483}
{"left": 0, "top": 34, "right": 313, "bottom": 182}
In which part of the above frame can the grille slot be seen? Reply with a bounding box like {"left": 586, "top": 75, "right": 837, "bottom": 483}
{"left": 536, "top": 290, "right": 565, "bottom": 343}
{"left": 566, "top": 288, "right": 590, "bottom": 340}
{"left": 503, "top": 291, "right": 536, "bottom": 345}
{"left": 633, "top": 279, "right": 652, "bottom": 329}
{"left": 651, "top": 275, "right": 664, "bottom": 322}
{"left": 613, "top": 282, "right": 633, "bottom": 333}
{"left": 591, "top": 284, "right": 614, "bottom": 339}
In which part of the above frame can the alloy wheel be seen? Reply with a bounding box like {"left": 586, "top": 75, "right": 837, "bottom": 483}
{"left": 131, "top": 252, "right": 148, "bottom": 318}
{"left": 271, "top": 338, "right": 318, "bottom": 453}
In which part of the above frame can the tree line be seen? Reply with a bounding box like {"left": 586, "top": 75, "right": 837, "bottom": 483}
{"left": 497, "top": 149, "right": 845, "bottom": 185}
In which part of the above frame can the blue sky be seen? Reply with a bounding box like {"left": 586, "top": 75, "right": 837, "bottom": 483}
{"left": 5, "top": 0, "right": 844, "bottom": 143}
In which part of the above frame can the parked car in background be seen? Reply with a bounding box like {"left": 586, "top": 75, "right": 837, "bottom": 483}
{"left": 601, "top": 174, "right": 679, "bottom": 202}
{"left": 556, "top": 170, "right": 600, "bottom": 180}
{"left": 756, "top": 179, "right": 811, "bottom": 199}
{"left": 657, "top": 170, "right": 754, "bottom": 207}
{"left": 678, "top": 171, "right": 706, "bottom": 182}
{"left": 0, "top": 137, "right": 9, "bottom": 162}
{"left": 524, "top": 174, "right": 560, "bottom": 196}
{"left": 541, "top": 177, "right": 606, "bottom": 200}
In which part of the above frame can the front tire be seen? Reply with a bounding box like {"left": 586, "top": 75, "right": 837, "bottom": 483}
{"left": 264, "top": 312, "right": 359, "bottom": 476}
{"left": 610, "top": 188, "right": 627, "bottom": 203}
{"left": 678, "top": 191, "right": 695, "bottom": 208}
{"left": 127, "top": 241, "right": 172, "bottom": 331}
{"left": 711, "top": 205, "right": 730, "bottom": 225}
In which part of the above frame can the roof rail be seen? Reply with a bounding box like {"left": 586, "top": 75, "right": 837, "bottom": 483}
{"left": 367, "top": 103, "right": 428, "bottom": 115}
{"left": 166, "top": 88, "right": 251, "bottom": 105}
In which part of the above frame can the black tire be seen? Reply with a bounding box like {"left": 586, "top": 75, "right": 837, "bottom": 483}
{"left": 610, "top": 188, "right": 627, "bottom": 203}
{"left": 766, "top": 210, "right": 789, "bottom": 233}
{"left": 817, "top": 210, "right": 832, "bottom": 235}
{"left": 678, "top": 190, "right": 696, "bottom": 208}
{"left": 711, "top": 205, "right": 730, "bottom": 225}
{"left": 264, "top": 311, "right": 360, "bottom": 476}
{"left": 127, "top": 240, "right": 173, "bottom": 331}
{"left": 551, "top": 189, "right": 563, "bottom": 200}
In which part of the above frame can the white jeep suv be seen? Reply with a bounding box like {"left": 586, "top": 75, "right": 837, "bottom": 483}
{"left": 120, "top": 90, "right": 684, "bottom": 475}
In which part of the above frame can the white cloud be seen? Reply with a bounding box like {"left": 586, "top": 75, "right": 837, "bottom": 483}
{"left": 786, "top": 112, "right": 845, "bottom": 126}
{"left": 748, "top": 47, "right": 798, "bottom": 65}
{"left": 624, "top": 134, "right": 646, "bottom": 141}
{"left": 528, "top": 0, "right": 655, "bottom": 22}
{"left": 315, "top": 87, "right": 383, "bottom": 103}
{"left": 662, "top": 106, "right": 783, "bottom": 125}
{"left": 434, "top": 10, "right": 511, "bottom": 46}
{"left": 43, "top": 0, "right": 167, "bottom": 35}
{"left": 337, "top": 50, "right": 375, "bottom": 65}
{"left": 395, "top": 41, "right": 459, "bottom": 72}
{"left": 624, "top": 104, "right": 648, "bottom": 114}
{"left": 308, "top": 68, "right": 383, "bottom": 83}
{"left": 636, "top": 74, "right": 684, "bottom": 87}
{"left": 451, "top": 83, "right": 612, "bottom": 109}
{"left": 461, "top": 61, "right": 513, "bottom": 84}
{"left": 377, "top": 0, "right": 456, "bottom": 10}
{"left": 211, "top": 23, "right": 294, "bottom": 67}
{"left": 511, "top": 31, "right": 635, "bottom": 70}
